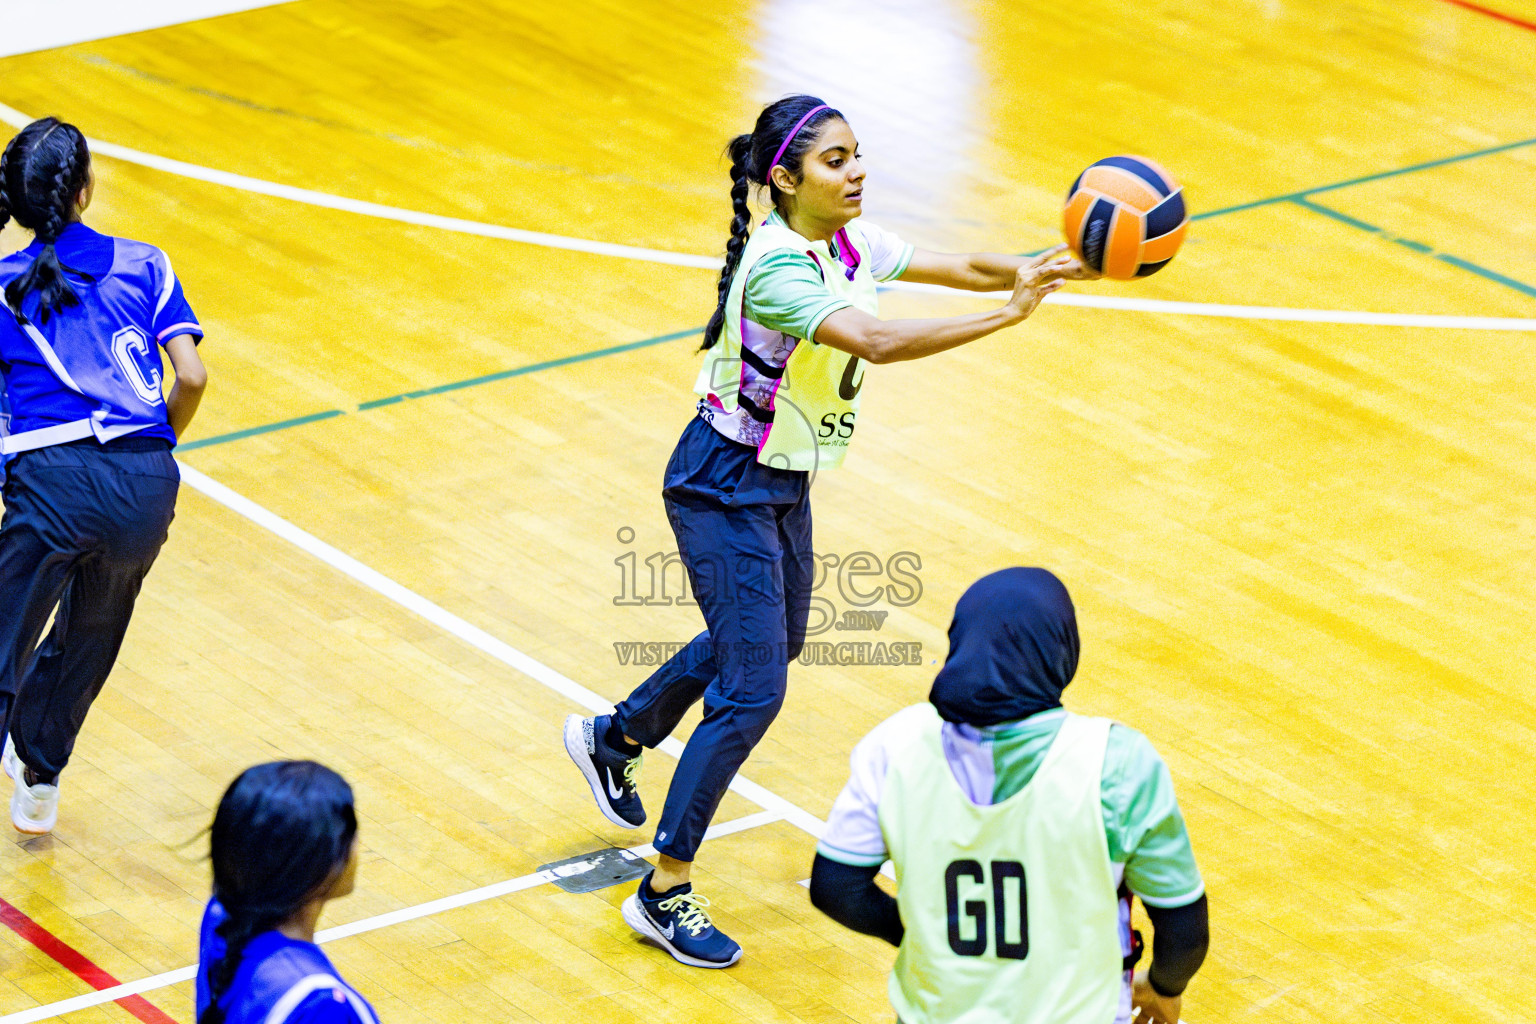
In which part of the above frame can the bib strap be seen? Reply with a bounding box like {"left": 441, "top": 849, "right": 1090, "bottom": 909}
{"left": 1, "top": 419, "right": 94, "bottom": 455}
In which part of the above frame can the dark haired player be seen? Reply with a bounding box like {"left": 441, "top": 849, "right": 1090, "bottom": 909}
{"left": 566, "top": 94, "right": 1091, "bottom": 967}
{"left": 0, "top": 116, "right": 206, "bottom": 833}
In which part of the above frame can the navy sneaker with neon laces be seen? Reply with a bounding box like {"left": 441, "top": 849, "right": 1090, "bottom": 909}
{"left": 621, "top": 873, "right": 742, "bottom": 968}
{"left": 563, "top": 714, "right": 645, "bottom": 828}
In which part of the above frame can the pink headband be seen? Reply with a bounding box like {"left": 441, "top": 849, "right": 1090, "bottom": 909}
{"left": 770, "top": 104, "right": 830, "bottom": 173}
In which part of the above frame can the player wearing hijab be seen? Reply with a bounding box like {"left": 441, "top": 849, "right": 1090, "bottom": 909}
{"left": 0, "top": 117, "right": 207, "bottom": 833}
{"left": 565, "top": 94, "right": 1093, "bottom": 968}
{"left": 810, "top": 569, "right": 1209, "bottom": 1024}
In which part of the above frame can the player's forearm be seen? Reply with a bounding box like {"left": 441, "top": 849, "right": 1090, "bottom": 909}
{"left": 821, "top": 306, "right": 1020, "bottom": 364}
{"left": 808, "top": 854, "right": 904, "bottom": 946}
{"left": 958, "top": 252, "right": 1029, "bottom": 291}
{"left": 874, "top": 306, "right": 1022, "bottom": 362}
{"left": 166, "top": 377, "right": 205, "bottom": 439}
{"left": 1144, "top": 895, "right": 1209, "bottom": 996}
{"left": 163, "top": 335, "right": 207, "bottom": 439}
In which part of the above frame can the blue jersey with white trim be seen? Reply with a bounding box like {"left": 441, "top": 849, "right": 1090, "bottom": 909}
{"left": 0, "top": 221, "right": 201, "bottom": 448}
{"left": 197, "top": 901, "right": 379, "bottom": 1024}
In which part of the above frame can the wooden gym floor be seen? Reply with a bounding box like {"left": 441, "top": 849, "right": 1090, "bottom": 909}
{"left": 1, "top": 0, "right": 1534, "bottom": 1021}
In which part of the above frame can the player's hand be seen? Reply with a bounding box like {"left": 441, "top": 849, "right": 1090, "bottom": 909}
{"left": 1131, "top": 969, "right": 1182, "bottom": 1024}
{"left": 1029, "top": 242, "right": 1100, "bottom": 280}
{"left": 1004, "top": 261, "right": 1067, "bottom": 322}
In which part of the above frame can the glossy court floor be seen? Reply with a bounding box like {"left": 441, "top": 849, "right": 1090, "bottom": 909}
{"left": 1, "top": 0, "right": 1534, "bottom": 1022}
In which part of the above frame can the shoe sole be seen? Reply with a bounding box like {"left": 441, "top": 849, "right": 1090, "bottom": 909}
{"left": 562, "top": 715, "right": 642, "bottom": 830}
{"left": 10, "top": 792, "right": 55, "bottom": 835}
{"left": 621, "top": 894, "right": 741, "bottom": 969}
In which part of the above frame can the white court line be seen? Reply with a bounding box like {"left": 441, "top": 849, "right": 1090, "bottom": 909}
{"left": 0, "top": 465, "right": 856, "bottom": 1024}
{"left": 0, "top": 103, "right": 717, "bottom": 271}
{"left": 172, "top": 463, "right": 829, "bottom": 840}
{"left": 2, "top": 101, "right": 1530, "bottom": 331}
{"left": 165, "top": 465, "right": 1195, "bottom": 1024}
{"left": 884, "top": 280, "right": 1536, "bottom": 331}
{"left": 0, "top": 811, "right": 781, "bottom": 1024}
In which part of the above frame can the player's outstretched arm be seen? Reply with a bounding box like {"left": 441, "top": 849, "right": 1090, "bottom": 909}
{"left": 808, "top": 854, "right": 904, "bottom": 946}
{"left": 897, "top": 243, "right": 1099, "bottom": 292}
{"left": 813, "top": 259, "right": 1068, "bottom": 364}
{"left": 1132, "top": 894, "right": 1209, "bottom": 1024}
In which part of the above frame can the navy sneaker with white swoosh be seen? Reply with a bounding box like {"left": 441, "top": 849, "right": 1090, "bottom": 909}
{"left": 563, "top": 714, "right": 645, "bottom": 828}
{"left": 622, "top": 872, "right": 742, "bottom": 968}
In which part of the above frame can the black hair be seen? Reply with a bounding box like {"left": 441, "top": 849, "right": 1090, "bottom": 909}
{"left": 200, "top": 761, "right": 357, "bottom": 1024}
{"left": 701, "top": 94, "right": 844, "bottom": 350}
{"left": 0, "top": 117, "right": 92, "bottom": 325}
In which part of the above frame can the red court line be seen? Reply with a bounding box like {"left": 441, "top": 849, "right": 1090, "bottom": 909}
{"left": 0, "top": 896, "right": 178, "bottom": 1024}
{"left": 1439, "top": 0, "right": 1536, "bottom": 33}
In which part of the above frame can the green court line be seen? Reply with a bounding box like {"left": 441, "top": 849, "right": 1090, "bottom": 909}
{"left": 1289, "top": 196, "right": 1536, "bottom": 299}
{"left": 178, "top": 409, "right": 346, "bottom": 451}
{"left": 177, "top": 134, "right": 1536, "bottom": 454}
{"left": 1288, "top": 197, "right": 1382, "bottom": 234}
{"left": 1433, "top": 253, "right": 1536, "bottom": 299}
{"left": 1194, "top": 134, "right": 1536, "bottom": 221}
{"left": 356, "top": 326, "right": 703, "bottom": 410}
{"left": 177, "top": 325, "right": 701, "bottom": 451}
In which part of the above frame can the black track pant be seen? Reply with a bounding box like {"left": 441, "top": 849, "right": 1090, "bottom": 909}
{"left": 0, "top": 439, "right": 178, "bottom": 779}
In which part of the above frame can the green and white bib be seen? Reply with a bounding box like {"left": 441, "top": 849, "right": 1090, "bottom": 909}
{"left": 695, "top": 216, "right": 897, "bottom": 472}
{"left": 879, "top": 705, "right": 1123, "bottom": 1024}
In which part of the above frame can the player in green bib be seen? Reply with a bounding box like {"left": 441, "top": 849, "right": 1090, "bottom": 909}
{"left": 565, "top": 95, "right": 1093, "bottom": 968}
{"left": 811, "top": 569, "right": 1209, "bottom": 1024}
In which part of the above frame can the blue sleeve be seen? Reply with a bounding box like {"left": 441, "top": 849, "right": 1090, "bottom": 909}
{"left": 150, "top": 251, "right": 202, "bottom": 345}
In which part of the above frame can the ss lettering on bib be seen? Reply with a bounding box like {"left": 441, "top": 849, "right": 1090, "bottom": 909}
{"left": 818, "top": 412, "right": 857, "bottom": 439}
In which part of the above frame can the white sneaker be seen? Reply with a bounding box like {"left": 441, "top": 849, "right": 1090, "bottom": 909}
{"left": 12, "top": 771, "right": 58, "bottom": 835}
{"left": 2, "top": 736, "right": 17, "bottom": 781}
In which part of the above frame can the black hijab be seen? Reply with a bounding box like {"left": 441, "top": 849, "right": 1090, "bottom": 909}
{"left": 928, "top": 568, "right": 1080, "bottom": 726}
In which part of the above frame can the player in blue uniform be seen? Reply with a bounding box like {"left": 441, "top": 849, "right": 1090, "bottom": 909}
{"left": 0, "top": 117, "right": 208, "bottom": 833}
{"left": 197, "top": 761, "right": 378, "bottom": 1024}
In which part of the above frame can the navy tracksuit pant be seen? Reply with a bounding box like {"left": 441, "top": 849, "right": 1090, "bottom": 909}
{"left": 0, "top": 438, "right": 179, "bottom": 779}
{"left": 614, "top": 416, "right": 813, "bottom": 861}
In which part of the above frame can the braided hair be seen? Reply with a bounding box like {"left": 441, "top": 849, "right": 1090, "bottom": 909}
{"left": 0, "top": 117, "right": 92, "bottom": 324}
{"left": 201, "top": 762, "right": 357, "bottom": 1024}
{"left": 701, "top": 95, "right": 843, "bottom": 351}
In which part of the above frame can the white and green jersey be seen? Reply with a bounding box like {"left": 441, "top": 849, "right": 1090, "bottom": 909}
{"left": 695, "top": 211, "right": 913, "bottom": 471}
{"left": 819, "top": 705, "right": 1203, "bottom": 1024}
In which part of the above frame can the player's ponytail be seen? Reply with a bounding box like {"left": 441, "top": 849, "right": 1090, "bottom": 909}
{"left": 200, "top": 762, "right": 357, "bottom": 1024}
{"left": 701, "top": 132, "right": 754, "bottom": 351}
{"left": 699, "top": 95, "right": 843, "bottom": 351}
{"left": 202, "top": 911, "right": 275, "bottom": 1024}
{"left": 0, "top": 139, "right": 11, "bottom": 236}
{"left": 1, "top": 118, "right": 92, "bottom": 324}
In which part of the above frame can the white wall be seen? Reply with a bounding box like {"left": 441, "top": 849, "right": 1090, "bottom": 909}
{"left": 0, "top": 0, "right": 296, "bottom": 59}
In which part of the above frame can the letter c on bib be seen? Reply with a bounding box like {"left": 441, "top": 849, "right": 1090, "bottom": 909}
{"left": 838, "top": 356, "right": 864, "bottom": 400}
{"left": 112, "top": 326, "right": 164, "bottom": 405}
